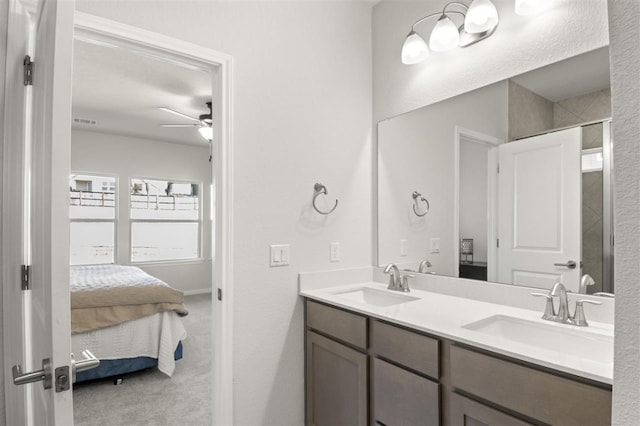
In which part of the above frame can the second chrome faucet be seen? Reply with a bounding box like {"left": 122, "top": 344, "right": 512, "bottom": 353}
{"left": 532, "top": 282, "right": 602, "bottom": 327}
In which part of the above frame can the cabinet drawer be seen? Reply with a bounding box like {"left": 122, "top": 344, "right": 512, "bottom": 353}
{"left": 373, "top": 358, "right": 439, "bottom": 426}
{"left": 306, "top": 300, "right": 367, "bottom": 349}
{"left": 450, "top": 392, "right": 533, "bottom": 426}
{"left": 451, "top": 345, "right": 612, "bottom": 426}
{"left": 370, "top": 320, "right": 439, "bottom": 379}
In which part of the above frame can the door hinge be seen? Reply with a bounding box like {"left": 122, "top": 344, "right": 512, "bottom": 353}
{"left": 217, "top": 288, "right": 222, "bottom": 301}
{"left": 496, "top": 238, "right": 500, "bottom": 248}
{"left": 23, "top": 55, "right": 33, "bottom": 86}
{"left": 497, "top": 164, "right": 500, "bottom": 173}
{"left": 21, "top": 265, "right": 31, "bottom": 290}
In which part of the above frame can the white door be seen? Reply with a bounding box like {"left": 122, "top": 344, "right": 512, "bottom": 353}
{"left": 497, "top": 127, "right": 582, "bottom": 291}
{"left": 4, "top": 0, "right": 75, "bottom": 424}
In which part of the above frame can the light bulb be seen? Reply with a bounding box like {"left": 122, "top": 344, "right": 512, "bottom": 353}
{"left": 515, "top": 0, "right": 552, "bottom": 16}
{"left": 401, "top": 31, "right": 429, "bottom": 64}
{"left": 199, "top": 126, "right": 213, "bottom": 141}
{"left": 464, "top": 0, "right": 499, "bottom": 33}
{"left": 429, "top": 15, "right": 460, "bottom": 52}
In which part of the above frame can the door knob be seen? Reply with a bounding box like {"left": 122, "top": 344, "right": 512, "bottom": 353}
{"left": 72, "top": 349, "right": 100, "bottom": 383}
{"left": 553, "top": 260, "right": 577, "bottom": 269}
{"left": 12, "top": 349, "right": 100, "bottom": 390}
{"left": 12, "top": 358, "right": 52, "bottom": 389}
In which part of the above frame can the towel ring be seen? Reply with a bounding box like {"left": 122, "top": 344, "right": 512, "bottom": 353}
{"left": 412, "top": 191, "right": 430, "bottom": 217}
{"left": 313, "top": 183, "right": 338, "bottom": 215}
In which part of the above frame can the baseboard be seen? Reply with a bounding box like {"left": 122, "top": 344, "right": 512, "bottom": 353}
{"left": 183, "top": 288, "right": 213, "bottom": 296}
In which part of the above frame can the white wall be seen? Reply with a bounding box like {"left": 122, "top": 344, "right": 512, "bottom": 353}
{"left": 609, "top": 1, "right": 640, "bottom": 424}
{"left": 73, "top": 1, "right": 373, "bottom": 424}
{"left": 71, "top": 129, "right": 213, "bottom": 293}
{"left": 378, "top": 82, "right": 506, "bottom": 274}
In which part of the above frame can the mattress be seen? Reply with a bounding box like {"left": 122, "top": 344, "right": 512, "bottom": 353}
{"left": 75, "top": 343, "right": 183, "bottom": 382}
{"left": 70, "top": 264, "right": 188, "bottom": 333}
{"left": 71, "top": 310, "right": 187, "bottom": 377}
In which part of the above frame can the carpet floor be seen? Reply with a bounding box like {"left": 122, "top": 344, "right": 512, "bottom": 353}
{"left": 73, "top": 293, "right": 213, "bottom": 426}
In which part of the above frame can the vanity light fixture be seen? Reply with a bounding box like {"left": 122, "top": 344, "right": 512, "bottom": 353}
{"left": 401, "top": 0, "right": 500, "bottom": 65}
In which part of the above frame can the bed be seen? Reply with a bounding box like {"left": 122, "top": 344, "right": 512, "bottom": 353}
{"left": 70, "top": 265, "right": 188, "bottom": 382}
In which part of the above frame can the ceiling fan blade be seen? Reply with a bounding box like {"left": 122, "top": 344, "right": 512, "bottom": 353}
{"left": 160, "top": 124, "right": 201, "bottom": 128}
{"left": 158, "top": 107, "right": 200, "bottom": 122}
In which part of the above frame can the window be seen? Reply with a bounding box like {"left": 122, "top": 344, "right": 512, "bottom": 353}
{"left": 130, "top": 178, "right": 200, "bottom": 262}
{"left": 69, "top": 174, "right": 116, "bottom": 265}
{"left": 582, "top": 148, "right": 604, "bottom": 173}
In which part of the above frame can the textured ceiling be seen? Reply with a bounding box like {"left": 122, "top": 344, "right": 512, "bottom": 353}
{"left": 72, "top": 38, "right": 212, "bottom": 146}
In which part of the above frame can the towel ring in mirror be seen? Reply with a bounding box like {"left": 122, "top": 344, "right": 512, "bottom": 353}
{"left": 313, "top": 183, "right": 338, "bottom": 215}
{"left": 412, "top": 191, "right": 430, "bottom": 217}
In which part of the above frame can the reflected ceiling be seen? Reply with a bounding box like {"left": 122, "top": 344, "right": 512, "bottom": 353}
{"left": 511, "top": 47, "right": 610, "bottom": 102}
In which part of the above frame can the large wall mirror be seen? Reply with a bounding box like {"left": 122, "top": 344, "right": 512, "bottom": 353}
{"left": 377, "top": 46, "right": 613, "bottom": 295}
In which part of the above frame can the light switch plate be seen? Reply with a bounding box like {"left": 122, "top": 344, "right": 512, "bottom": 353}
{"left": 330, "top": 242, "right": 340, "bottom": 262}
{"left": 400, "top": 239, "right": 408, "bottom": 256}
{"left": 430, "top": 238, "right": 440, "bottom": 254}
{"left": 270, "top": 244, "right": 290, "bottom": 267}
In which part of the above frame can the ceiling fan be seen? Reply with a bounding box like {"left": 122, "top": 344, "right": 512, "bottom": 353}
{"left": 159, "top": 101, "right": 212, "bottom": 141}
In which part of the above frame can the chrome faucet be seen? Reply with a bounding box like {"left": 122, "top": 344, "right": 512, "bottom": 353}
{"left": 579, "top": 274, "right": 595, "bottom": 294}
{"left": 532, "top": 282, "right": 602, "bottom": 327}
{"left": 399, "top": 273, "right": 413, "bottom": 292}
{"left": 384, "top": 263, "right": 412, "bottom": 292}
{"left": 384, "top": 263, "right": 401, "bottom": 290}
{"left": 418, "top": 260, "right": 433, "bottom": 274}
{"left": 550, "top": 282, "right": 570, "bottom": 322}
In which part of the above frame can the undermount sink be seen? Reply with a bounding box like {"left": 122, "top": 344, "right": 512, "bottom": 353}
{"left": 463, "top": 315, "right": 613, "bottom": 364}
{"left": 332, "top": 287, "right": 420, "bottom": 307}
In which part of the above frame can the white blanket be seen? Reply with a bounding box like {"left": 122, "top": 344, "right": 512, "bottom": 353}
{"left": 71, "top": 311, "right": 187, "bottom": 377}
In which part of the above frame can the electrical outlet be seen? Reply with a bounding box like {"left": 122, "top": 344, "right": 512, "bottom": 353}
{"left": 400, "top": 239, "right": 408, "bottom": 256}
{"left": 330, "top": 242, "right": 340, "bottom": 262}
{"left": 270, "top": 244, "right": 290, "bottom": 267}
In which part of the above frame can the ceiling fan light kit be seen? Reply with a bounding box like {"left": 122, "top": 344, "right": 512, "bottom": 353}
{"left": 159, "top": 101, "right": 213, "bottom": 141}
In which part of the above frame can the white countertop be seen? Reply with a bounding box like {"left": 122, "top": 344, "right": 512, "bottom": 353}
{"left": 301, "top": 281, "right": 613, "bottom": 385}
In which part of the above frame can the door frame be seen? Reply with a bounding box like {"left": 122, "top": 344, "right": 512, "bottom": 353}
{"left": 73, "top": 13, "right": 235, "bottom": 424}
{"left": 453, "top": 126, "right": 502, "bottom": 280}
{"left": 3, "top": 11, "right": 235, "bottom": 424}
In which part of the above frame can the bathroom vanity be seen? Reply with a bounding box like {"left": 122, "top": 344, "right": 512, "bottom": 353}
{"left": 301, "top": 280, "right": 613, "bottom": 426}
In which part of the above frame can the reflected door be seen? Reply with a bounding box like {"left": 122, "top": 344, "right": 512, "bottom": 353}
{"left": 497, "top": 128, "right": 581, "bottom": 291}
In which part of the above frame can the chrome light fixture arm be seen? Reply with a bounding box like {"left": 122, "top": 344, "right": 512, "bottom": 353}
{"left": 410, "top": 12, "right": 442, "bottom": 32}
{"left": 412, "top": 9, "right": 465, "bottom": 30}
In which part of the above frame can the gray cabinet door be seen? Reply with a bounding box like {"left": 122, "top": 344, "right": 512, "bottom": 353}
{"left": 373, "top": 358, "right": 439, "bottom": 426}
{"left": 306, "top": 331, "right": 367, "bottom": 426}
